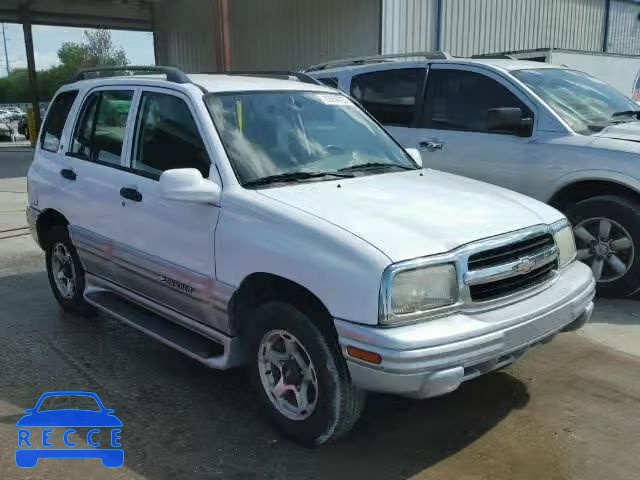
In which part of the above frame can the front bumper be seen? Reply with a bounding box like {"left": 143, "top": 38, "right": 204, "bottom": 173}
{"left": 26, "top": 206, "right": 40, "bottom": 247}
{"left": 334, "top": 261, "right": 595, "bottom": 399}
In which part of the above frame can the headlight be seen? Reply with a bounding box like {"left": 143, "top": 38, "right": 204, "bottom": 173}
{"left": 380, "top": 263, "right": 458, "bottom": 325}
{"left": 551, "top": 219, "right": 576, "bottom": 267}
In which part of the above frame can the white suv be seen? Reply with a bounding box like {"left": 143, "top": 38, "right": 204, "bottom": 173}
{"left": 308, "top": 53, "right": 640, "bottom": 297}
{"left": 28, "top": 66, "right": 594, "bottom": 445}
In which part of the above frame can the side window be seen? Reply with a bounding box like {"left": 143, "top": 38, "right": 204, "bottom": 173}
{"left": 422, "top": 69, "right": 532, "bottom": 133}
{"left": 318, "top": 77, "right": 339, "bottom": 88}
{"left": 71, "top": 90, "right": 133, "bottom": 165}
{"left": 350, "top": 68, "right": 425, "bottom": 127}
{"left": 132, "top": 92, "right": 210, "bottom": 179}
{"left": 40, "top": 90, "right": 78, "bottom": 152}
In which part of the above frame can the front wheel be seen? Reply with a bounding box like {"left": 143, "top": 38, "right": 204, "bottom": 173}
{"left": 246, "top": 301, "right": 365, "bottom": 446}
{"left": 567, "top": 195, "right": 640, "bottom": 297}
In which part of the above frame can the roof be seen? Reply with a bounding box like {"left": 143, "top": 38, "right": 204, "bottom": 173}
{"left": 64, "top": 72, "right": 335, "bottom": 94}
{"left": 311, "top": 57, "right": 567, "bottom": 76}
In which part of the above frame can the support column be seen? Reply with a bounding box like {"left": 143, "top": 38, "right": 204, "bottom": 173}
{"left": 602, "top": 0, "right": 611, "bottom": 53}
{"left": 214, "top": 0, "right": 231, "bottom": 71}
{"left": 21, "top": 5, "right": 41, "bottom": 132}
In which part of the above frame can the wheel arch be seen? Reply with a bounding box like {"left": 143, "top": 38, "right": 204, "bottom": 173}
{"left": 35, "top": 208, "right": 69, "bottom": 249}
{"left": 548, "top": 179, "right": 640, "bottom": 212}
{"left": 228, "top": 272, "right": 336, "bottom": 338}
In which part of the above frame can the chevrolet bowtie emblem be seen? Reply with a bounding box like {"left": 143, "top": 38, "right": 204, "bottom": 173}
{"left": 515, "top": 257, "right": 536, "bottom": 274}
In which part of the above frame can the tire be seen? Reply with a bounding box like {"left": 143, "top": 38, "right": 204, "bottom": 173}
{"left": 246, "top": 301, "right": 366, "bottom": 446}
{"left": 566, "top": 195, "right": 640, "bottom": 297}
{"left": 45, "top": 225, "right": 92, "bottom": 314}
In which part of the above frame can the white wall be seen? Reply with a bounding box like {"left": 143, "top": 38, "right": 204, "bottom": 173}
{"left": 229, "top": 0, "right": 380, "bottom": 70}
{"left": 551, "top": 50, "right": 640, "bottom": 98}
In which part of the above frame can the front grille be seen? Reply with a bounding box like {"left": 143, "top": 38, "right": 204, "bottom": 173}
{"left": 467, "top": 232, "right": 557, "bottom": 302}
{"left": 468, "top": 233, "right": 554, "bottom": 270}
{"left": 470, "top": 260, "right": 557, "bottom": 302}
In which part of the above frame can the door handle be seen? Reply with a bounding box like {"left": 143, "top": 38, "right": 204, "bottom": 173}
{"left": 419, "top": 141, "right": 444, "bottom": 151}
{"left": 60, "top": 168, "right": 76, "bottom": 181}
{"left": 120, "top": 187, "right": 142, "bottom": 202}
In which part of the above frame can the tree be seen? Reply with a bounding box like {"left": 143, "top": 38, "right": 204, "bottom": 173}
{"left": 0, "top": 28, "right": 129, "bottom": 103}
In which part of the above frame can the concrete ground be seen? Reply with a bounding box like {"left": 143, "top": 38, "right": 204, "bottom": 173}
{"left": 0, "top": 150, "right": 639, "bottom": 480}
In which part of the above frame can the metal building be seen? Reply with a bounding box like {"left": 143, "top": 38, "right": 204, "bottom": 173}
{"left": 1, "top": 0, "right": 639, "bottom": 128}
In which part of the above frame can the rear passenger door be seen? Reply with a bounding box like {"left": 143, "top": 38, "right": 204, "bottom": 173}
{"left": 115, "top": 88, "right": 225, "bottom": 331}
{"left": 64, "top": 87, "right": 137, "bottom": 283}
{"left": 349, "top": 67, "right": 426, "bottom": 148}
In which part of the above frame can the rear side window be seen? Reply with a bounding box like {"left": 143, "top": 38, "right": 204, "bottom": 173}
{"left": 422, "top": 69, "right": 531, "bottom": 133}
{"left": 71, "top": 90, "right": 133, "bottom": 166}
{"left": 350, "top": 68, "right": 425, "bottom": 127}
{"left": 40, "top": 90, "right": 78, "bottom": 152}
{"left": 131, "top": 92, "right": 210, "bottom": 179}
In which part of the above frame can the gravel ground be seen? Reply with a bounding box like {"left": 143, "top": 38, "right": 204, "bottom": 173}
{"left": 1, "top": 150, "right": 639, "bottom": 480}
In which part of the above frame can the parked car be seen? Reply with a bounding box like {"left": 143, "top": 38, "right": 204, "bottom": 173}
{"left": 307, "top": 53, "right": 640, "bottom": 296}
{"left": 27, "top": 66, "right": 594, "bottom": 445}
{"left": 0, "top": 121, "right": 12, "bottom": 141}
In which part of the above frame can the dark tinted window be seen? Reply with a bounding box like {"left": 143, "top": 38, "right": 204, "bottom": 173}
{"left": 422, "top": 69, "right": 531, "bottom": 133}
{"left": 40, "top": 90, "right": 78, "bottom": 152}
{"left": 71, "top": 90, "right": 133, "bottom": 165}
{"left": 350, "top": 68, "right": 425, "bottom": 126}
{"left": 318, "top": 77, "right": 339, "bottom": 88}
{"left": 132, "top": 92, "right": 210, "bottom": 179}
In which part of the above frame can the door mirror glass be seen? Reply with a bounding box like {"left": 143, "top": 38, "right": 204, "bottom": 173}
{"left": 405, "top": 147, "right": 422, "bottom": 167}
{"left": 159, "top": 168, "right": 221, "bottom": 204}
{"left": 487, "top": 107, "right": 533, "bottom": 137}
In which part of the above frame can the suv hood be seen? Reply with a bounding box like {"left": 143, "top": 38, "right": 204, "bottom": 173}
{"left": 594, "top": 121, "right": 640, "bottom": 142}
{"left": 258, "top": 169, "right": 563, "bottom": 262}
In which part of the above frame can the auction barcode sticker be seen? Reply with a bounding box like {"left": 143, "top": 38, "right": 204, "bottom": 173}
{"left": 314, "top": 94, "right": 354, "bottom": 106}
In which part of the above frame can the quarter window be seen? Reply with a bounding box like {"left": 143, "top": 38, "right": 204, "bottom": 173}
{"left": 350, "top": 68, "right": 425, "bottom": 127}
{"left": 422, "top": 69, "right": 531, "bottom": 133}
{"left": 40, "top": 90, "right": 78, "bottom": 152}
{"left": 71, "top": 90, "right": 133, "bottom": 166}
{"left": 132, "top": 92, "right": 210, "bottom": 179}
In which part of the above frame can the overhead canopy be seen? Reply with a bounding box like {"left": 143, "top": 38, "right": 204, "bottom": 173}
{"left": 0, "top": 0, "right": 155, "bottom": 31}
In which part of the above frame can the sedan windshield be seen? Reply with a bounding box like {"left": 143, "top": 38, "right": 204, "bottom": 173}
{"left": 205, "top": 91, "right": 416, "bottom": 187}
{"left": 513, "top": 68, "right": 639, "bottom": 135}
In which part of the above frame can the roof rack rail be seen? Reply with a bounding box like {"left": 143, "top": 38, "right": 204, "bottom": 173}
{"left": 66, "top": 65, "right": 192, "bottom": 84}
{"left": 304, "top": 51, "right": 452, "bottom": 72}
{"left": 471, "top": 53, "right": 517, "bottom": 60}
{"left": 200, "top": 70, "right": 322, "bottom": 85}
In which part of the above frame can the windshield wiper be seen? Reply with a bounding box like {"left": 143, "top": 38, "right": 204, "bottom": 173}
{"left": 611, "top": 110, "right": 640, "bottom": 120}
{"left": 337, "top": 162, "right": 415, "bottom": 173}
{"left": 243, "top": 171, "right": 354, "bottom": 188}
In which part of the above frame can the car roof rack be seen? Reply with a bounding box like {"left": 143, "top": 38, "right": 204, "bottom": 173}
{"left": 471, "top": 53, "right": 517, "bottom": 59}
{"left": 304, "top": 51, "right": 452, "bottom": 72}
{"left": 66, "top": 65, "right": 192, "bottom": 84}
{"left": 200, "top": 70, "right": 322, "bottom": 85}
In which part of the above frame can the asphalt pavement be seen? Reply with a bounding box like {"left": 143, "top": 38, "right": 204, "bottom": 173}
{"left": 1, "top": 150, "right": 639, "bottom": 480}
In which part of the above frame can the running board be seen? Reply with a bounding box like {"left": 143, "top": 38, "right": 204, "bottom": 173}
{"left": 85, "top": 290, "right": 241, "bottom": 369}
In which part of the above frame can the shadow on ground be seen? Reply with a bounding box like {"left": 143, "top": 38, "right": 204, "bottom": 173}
{"left": 0, "top": 271, "right": 530, "bottom": 479}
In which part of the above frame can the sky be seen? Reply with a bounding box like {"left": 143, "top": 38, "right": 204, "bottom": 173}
{"left": 0, "top": 23, "right": 155, "bottom": 76}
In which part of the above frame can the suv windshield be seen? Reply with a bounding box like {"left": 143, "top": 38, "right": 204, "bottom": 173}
{"left": 205, "top": 91, "right": 416, "bottom": 187}
{"left": 513, "top": 68, "right": 639, "bottom": 135}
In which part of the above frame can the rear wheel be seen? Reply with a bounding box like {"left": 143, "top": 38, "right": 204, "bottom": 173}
{"left": 45, "top": 225, "right": 92, "bottom": 313}
{"left": 566, "top": 195, "right": 640, "bottom": 297}
{"left": 246, "top": 301, "right": 365, "bottom": 446}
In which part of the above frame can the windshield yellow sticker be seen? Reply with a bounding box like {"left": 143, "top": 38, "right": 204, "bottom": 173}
{"left": 235, "top": 100, "right": 243, "bottom": 131}
{"left": 314, "top": 94, "right": 353, "bottom": 106}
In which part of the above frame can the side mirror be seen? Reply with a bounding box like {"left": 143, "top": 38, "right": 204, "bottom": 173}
{"left": 159, "top": 168, "right": 221, "bottom": 205}
{"left": 487, "top": 107, "right": 533, "bottom": 137}
{"left": 405, "top": 147, "right": 423, "bottom": 167}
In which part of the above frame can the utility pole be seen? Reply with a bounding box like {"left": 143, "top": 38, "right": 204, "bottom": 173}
{"left": 1, "top": 23, "right": 9, "bottom": 76}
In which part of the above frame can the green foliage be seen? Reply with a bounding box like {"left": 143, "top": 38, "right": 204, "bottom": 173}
{"left": 0, "top": 28, "right": 129, "bottom": 103}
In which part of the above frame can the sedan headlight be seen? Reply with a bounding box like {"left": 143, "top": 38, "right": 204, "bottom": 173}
{"left": 551, "top": 219, "right": 576, "bottom": 267}
{"left": 380, "top": 263, "right": 458, "bottom": 325}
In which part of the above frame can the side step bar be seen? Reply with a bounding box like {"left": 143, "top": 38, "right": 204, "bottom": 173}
{"left": 85, "top": 289, "right": 242, "bottom": 369}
